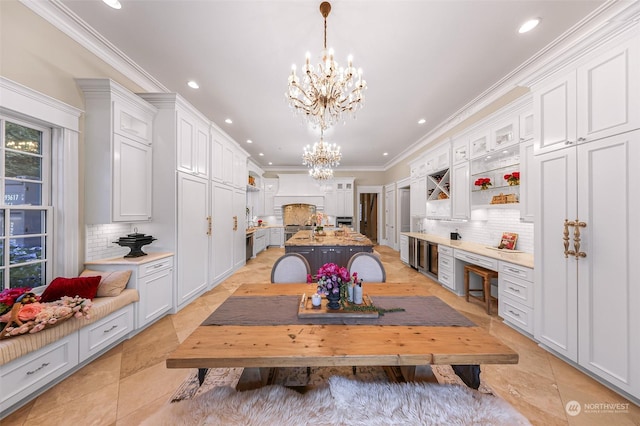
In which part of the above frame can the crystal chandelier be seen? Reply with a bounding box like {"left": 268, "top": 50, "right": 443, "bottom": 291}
{"left": 286, "top": 1, "right": 367, "bottom": 130}
{"left": 302, "top": 129, "right": 341, "bottom": 180}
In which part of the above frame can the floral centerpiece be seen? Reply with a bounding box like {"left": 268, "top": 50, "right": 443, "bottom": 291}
{"left": 504, "top": 172, "right": 520, "bottom": 186}
{"left": 0, "top": 291, "right": 93, "bottom": 340}
{"left": 307, "top": 263, "right": 358, "bottom": 310}
{"left": 474, "top": 177, "right": 492, "bottom": 190}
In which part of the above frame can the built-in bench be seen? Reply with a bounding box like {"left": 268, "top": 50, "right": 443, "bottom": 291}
{"left": 0, "top": 289, "right": 139, "bottom": 418}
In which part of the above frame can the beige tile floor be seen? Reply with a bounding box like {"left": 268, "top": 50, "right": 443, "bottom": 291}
{"left": 3, "top": 246, "right": 639, "bottom": 425}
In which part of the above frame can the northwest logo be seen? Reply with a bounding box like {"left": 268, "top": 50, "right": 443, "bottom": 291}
{"left": 565, "top": 400, "right": 581, "bottom": 416}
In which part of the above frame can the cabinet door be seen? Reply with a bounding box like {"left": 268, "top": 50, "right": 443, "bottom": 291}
{"left": 211, "top": 132, "right": 224, "bottom": 182}
{"left": 233, "top": 151, "right": 247, "bottom": 189}
{"left": 233, "top": 189, "right": 246, "bottom": 268}
{"left": 469, "top": 129, "right": 491, "bottom": 158}
{"left": 177, "top": 173, "right": 209, "bottom": 307}
{"left": 576, "top": 132, "right": 640, "bottom": 395}
{"left": 577, "top": 37, "right": 640, "bottom": 143}
{"left": 138, "top": 265, "right": 173, "bottom": 327}
{"left": 400, "top": 235, "right": 409, "bottom": 264}
{"left": 533, "top": 71, "right": 577, "bottom": 155}
{"left": 113, "top": 134, "right": 152, "bottom": 222}
{"left": 452, "top": 136, "right": 469, "bottom": 164}
{"left": 212, "top": 184, "right": 234, "bottom": 282}
{"left": 222, "top": 145, "right": 233, "bottom": 184}
{"left": 491, "top": 116, "right": 520, "bottom": 150}
{"left": 450, "top": 162, "right": 469, "bottom": 220}
{"left": 519, "top": 140, "right": 535, "bottom": 222}
{"left": 534, "top": 145, "right": 578, "bottom": 361}
{"left": 177, "top": 111, "right": 195, "bottom": 174}
{"left": 385, "top": 187, "right": 395, "bottom": 247}
{"left": 195, "top": 123, "right": 209, "bottom": 177}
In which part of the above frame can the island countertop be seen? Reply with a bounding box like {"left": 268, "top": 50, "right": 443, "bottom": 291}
{"left": 285, "top": 230, "right": 374, "bottom": 247}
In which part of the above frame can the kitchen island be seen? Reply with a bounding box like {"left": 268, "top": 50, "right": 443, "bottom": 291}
{"left": 285, "top": 230, "right": 374, "bottom": 274}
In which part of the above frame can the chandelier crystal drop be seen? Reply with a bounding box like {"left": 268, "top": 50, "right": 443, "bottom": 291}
{"left": 286, "top": 1, "right": 367, "bottom": 130}
{"left": 302, "top": 129, "right": 341, "bottom": 180}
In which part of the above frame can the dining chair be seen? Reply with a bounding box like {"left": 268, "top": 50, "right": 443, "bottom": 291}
{"left": 270, "top": 253, "right": 311, "bottom": 283}
{"left": 347, "top": 252, "right": 386, "bottom": 283}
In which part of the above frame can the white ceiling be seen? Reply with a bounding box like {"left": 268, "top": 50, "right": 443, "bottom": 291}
{"left": 58, "top": 0, "right": 606, "bottom": 171}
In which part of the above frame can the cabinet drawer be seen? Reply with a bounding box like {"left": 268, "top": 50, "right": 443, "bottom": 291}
{"left": 79, "top": 305, "right": 134, "bottom": 362}
{"left": 454, "top": 249, "right": 498, "bottom": 271}
{"left": 499, "top": 297, "right": 533, "bottom": 335}
{"left": 498, "top": 261, "right": 533, "bottom": 281}
{"left": 438, "top": 245, "right": 453, "bottom": 256}
{"left": 113, "top": 101, "right": 152, "bottom": 144}
{"left": 139, "top": 257, "right": 174, "bottom": 277}
{"left": 438, "top": 269, "right": 454, "bottom": 290}
{"left": 438, "top": 255, "right": 454, "bottom": 273}
{"left": 0, "top": 334, "right": 79, "bottom": 411}
{"left": 499, "top": 274, "right": 534, "bottom": 308}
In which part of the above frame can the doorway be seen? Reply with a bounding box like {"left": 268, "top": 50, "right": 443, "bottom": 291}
{"left": 359, "top": 193, "right": 378, "bottom": 244}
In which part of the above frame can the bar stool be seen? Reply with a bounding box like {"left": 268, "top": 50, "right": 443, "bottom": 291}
{"left": 464, "top": 264, "right": 498, "bottom": 315}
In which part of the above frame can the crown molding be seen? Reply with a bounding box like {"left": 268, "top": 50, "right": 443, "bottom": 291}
{"left": 20, "top": 0, "right": 168, "bottom": 93}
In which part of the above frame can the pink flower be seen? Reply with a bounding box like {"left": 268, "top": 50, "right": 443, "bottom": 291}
{"left": 18, "top": 303, "right": 42, "bottom": 321}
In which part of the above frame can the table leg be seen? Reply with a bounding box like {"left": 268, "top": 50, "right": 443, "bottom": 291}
{"left": 452, "top": 365, "right": 481, "bottom": 389}
{"left": 197, "top": 368, "right": 208, "bottom": 386}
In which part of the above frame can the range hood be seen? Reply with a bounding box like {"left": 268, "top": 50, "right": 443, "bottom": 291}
{"left": 273, "top": 174, "right": 325, "bottom": 216}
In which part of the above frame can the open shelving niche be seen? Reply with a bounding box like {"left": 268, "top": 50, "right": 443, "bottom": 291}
{"left": 426, "top": 167, "right": 451, "bottom": 218}
{"left": 470, "top": 144, "right": 520, "bottom": 208}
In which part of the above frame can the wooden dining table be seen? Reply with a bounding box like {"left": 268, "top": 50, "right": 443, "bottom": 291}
{"left": 166, "top": 282, "right": 518, "bottom": 389}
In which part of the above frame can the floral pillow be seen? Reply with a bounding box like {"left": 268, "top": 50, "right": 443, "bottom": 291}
{"left": 39, "top": 276, "right": 101, "bottom": 303}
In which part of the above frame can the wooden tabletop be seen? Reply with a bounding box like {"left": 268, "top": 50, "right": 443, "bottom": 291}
{"left": 166, "top": 283, "right": 518, "bottom": 370}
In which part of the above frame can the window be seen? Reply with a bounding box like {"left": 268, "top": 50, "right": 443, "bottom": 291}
{"left": 1, "top": 117, "right": 52, "bottom": 291}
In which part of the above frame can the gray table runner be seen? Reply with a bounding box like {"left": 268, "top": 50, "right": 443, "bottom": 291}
{"left": 202, "top": 295, "right": 475, "bottom": 327}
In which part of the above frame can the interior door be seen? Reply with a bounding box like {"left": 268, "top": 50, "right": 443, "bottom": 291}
{"left": 385, "top": 187, "right": 396, "bottom": 249}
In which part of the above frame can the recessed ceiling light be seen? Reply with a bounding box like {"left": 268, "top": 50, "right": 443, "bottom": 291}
{"left": 187, "top": 81, "right": 199, "bottom": 89}
{"left": 259, "top": 153, "right": 264, "bottom": 156}
{"left": 102, "top": 0, "right": 121, "bottom": 9}
{"left": 225, "top": 118, "right": 233, "bottom": 124}
{"left": 383, "top": 152, "right": 388, "bottom": 156}
{"left": 268, "top": 162, "right": 273, "bottom": 165}
{"left": 418, "top": 119, "right": 426, "bottom": 124}
{"left": 247, "top": 139, "right": 253, "bottom": 144}
{"left": 519, "top": 18, "right": 541, "bottom": 34}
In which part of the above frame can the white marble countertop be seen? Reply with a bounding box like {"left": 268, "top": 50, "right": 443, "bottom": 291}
{"left": 85, "top": 252, "right": 174, "bottom": 266}
{"left": 402, "top": 232, "right": 533, "bottom": 269}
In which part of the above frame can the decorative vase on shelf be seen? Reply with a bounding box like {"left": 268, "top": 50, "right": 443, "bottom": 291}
{"left": 326, "top": 291, "right": 341, "bottom": 310}
{"left": 353, "top": 284, "right": 363, "bottom": 305}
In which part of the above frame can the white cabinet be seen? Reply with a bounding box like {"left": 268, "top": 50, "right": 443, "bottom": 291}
{"left": 269, "top": 227, "right": 284, "bottom": 247}
{"left": 399, "top": 234, "right": 409, "bottom": 264}
{"left": 409, "top": 175, "right": 426, "bottom": 217}
{"left": 469, "top": 128, "right": 491, "bottom": 159}
{"left": 79, "top": 304, "right": 134, "bottom": 361}
{"left": 136, "top": 256, "right": 174, "bottom": 327}
{"left": 335, "top": 178, "right": 355, "bottom": 217}
{"left": 451, "top": 135, "right": 470, "bottom": 165}
{"left": 234, "top": 188, "right": 247, "bottom": 269}
{"left": 425, "top": 144, "right": 450, "bottom": 173}
{"left": 437, "top": 245, "right": 455, "bottom": 292}
{"left": 450, "top": 162, "right": 469, "bottom": 220}
{"left": 425, "top": 167, "right": 450, "bottom": 219}
{"left": 233, "top": 150, "right": 247, "bottom": 190}
{"left": 470, "top": 144, "right": 520, "bottom": 208}
{"left": 176, "top": 107, "right": 209, "bottom": 178}
{"left": 211, "top": 182, "right": 235, "bottom": 282}
{"left": 211, "top": 128, "right": 235, "bottom": 185}
{"left": 77, "top": 78, "right": 156, "bottom": 224}
{"left": 518, "top": 139, "right": 535, "bottom": 222}
{"left": 470, "top": 115, "right": 521, "bottom": 159}
{"left": 533, "top": 36, "right": 640, "bottom": 155}
{"left": 498, "top": 261, "right": 534, "bottom": 335}
{"left": 253, "top": 228, "right": 267, "bottom": 256}
{"left": 534, "top": 130, "right": 640, "bottom": 399}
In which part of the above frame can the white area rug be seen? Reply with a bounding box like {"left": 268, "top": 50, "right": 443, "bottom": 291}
{"left": 146, "top": 373, "right": 530, "bottom": 425}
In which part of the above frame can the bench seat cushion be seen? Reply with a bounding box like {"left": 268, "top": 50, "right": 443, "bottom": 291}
{"left": 0, "top": 289, "right": 139, "bottom": 366}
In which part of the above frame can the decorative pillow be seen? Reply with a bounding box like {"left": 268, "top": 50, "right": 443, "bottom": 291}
{"left": 40, "top": 276, "right": 101, "bottom": 303}
{"left": 80, "top": 269, "right": 132, "bottom": 297}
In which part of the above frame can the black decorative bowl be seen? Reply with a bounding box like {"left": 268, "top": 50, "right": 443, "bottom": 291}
{"left": 113, "top": 232, "right": 157, "bottom": 258}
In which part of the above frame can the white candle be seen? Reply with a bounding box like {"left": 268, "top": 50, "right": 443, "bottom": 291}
{"left": 312, "top": 293, "right": 322, "bottom": 307}
{"left": 353, "top": 284, "right": 363, "bottom": 305}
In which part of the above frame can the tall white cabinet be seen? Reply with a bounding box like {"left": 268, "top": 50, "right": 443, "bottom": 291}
{"left": 533, "top": 32, "right": 640, "bottom": 400}
{"left": 136, "top": 93, "right": 211, "bottom": 311}
{"left": 77, "top": 79, "right": 156, "bottom": 224}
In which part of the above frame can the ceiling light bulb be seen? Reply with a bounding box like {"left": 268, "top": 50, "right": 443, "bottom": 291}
{"left": 268, "top": 162, "right": 273, "bottom": 165}
{"left": 418, "top": 119, "right": 426, "bottom": 124}
{"left": 519, "top": 18, "right": 541, "bottom": 33}
{"left": 225, "top": 118, "right": 233, "bottom": 124}
{"left": 383, "top": 152, "right": 388, "bottom": 156}
{"left": 102, "top": 0, "right": 122, "bottom": 9}
{"left": 247, "top": 139, "right": 253, "bottom": 144}
{"left": 187, "top": 81, "right": 199, "bottom": 89}
{"left": 259, "top": 153, "right": 264, "bottom": 156}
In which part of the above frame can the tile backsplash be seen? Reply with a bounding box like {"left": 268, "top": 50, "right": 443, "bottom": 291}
{"left": 416, "top": 208, "right": 534, "bottom": 253}
{"left": 85, "top": 223, "right": 132, "bottom": 261}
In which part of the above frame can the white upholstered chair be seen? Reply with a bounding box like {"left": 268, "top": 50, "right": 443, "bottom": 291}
{"left": 347, "top": 252, "right": 386, "bottom": 283}
{"left": 271, "top": 253, "right": 311, "bottom": 283}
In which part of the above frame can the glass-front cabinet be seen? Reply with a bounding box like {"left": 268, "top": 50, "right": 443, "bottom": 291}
{"left": 470, "top": 144, "right": 520, "bottom": 207}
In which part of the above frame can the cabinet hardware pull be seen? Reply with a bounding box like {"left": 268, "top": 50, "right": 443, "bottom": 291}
{"left": 506, "top": 267, "right": 520, "bottom": 274}
{"left": 103, "top": 325, "right": 118, "bottom": 333}
{"left": 563, "top": 219, "right": 573, "bottom": 258}
{"left": 565, "top": 140, "right": 575, "bottom": 145}
{"left": 233, "top": 216, "right": 238, "bottom": 231}
{"left": 572, "top": 219, "right": 587, "bottom": 259}
{"left": 206, "top": 216, "right": 212, "bottom": 236}
{"left": 508, "top": 310, "right": 521, "bottom": 318}
{"left": 508, "top": 286, "right": 521, "bottom": 293}
{"left": 26, "top": 362, "right": 50, "bottom": 375}
{"left": 577, "top": 137, "right": 586, "bottom": 142}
